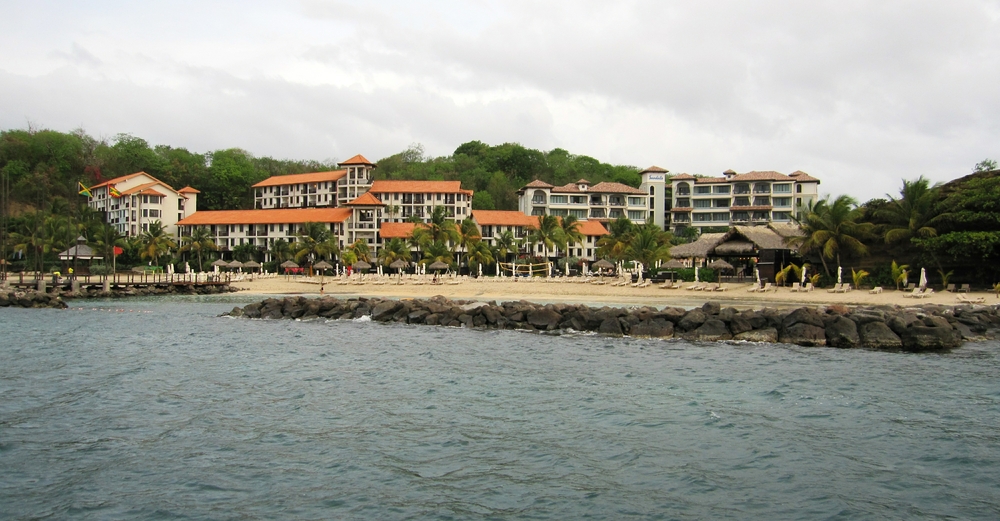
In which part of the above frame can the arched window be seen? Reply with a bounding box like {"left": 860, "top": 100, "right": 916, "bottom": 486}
{"left": 531, "top": 190, "right": 547, "bottom": 204}
{"left": 649, "top": 186, "right": 655, "bottom": 195}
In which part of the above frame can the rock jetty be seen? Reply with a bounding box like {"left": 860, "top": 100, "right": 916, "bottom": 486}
{"left": 58, "top": 283, "right": 238, "bottom": 299}
{"left": 0, "top": 289, "right": 68, "bottom": 309}
{"left": 226, "top": 296, "right": 1000, "bottom": 352}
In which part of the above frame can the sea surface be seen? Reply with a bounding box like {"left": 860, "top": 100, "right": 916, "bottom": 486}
{"left": 2, "top": 296, "right": 999, "bottom": 520}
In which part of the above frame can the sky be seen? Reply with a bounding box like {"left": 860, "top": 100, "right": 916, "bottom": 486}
{"left": 2, "top": 0, "right": 999, "bottom": 201}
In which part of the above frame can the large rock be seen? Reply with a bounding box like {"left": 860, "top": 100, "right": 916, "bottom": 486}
{"left": 825, "top": 316, "right": 860, "bottom": 348}
{"left": 677, "top": 309, "right": 707, "bottom": 332}
{"left": 734, "top": 328, "right": 778, "bottom": 343}
{"left": 888, "top": 312, "right": 921, "bottom": 335}
{"left": 900, "top": 326, "right": 962, "bottom": 351}
{"left": 685, "top": 319, "right": 732, "bottom": 341}
{"left": 598, "top": 317, "right": 623, "bottom": 336}
{"left": 782, "top": 307, "right": 825, "bottom": 329}
{"left": 779, "top": 323, "right": 827, "bottom": 347}
{"left": 371, "top": 300, "right": 400, "bottom": 321}
{"left": 701, "top": 301, "right": 721, "bottom": 316}
{"left": 527, "top": 307, "right": 563, "bottom": 329}
{"left": 859, "top": 321, "right": 903, "bottom": 349}
{"left": 630, "top": 318, "right": 674, "bottom": 338}
{"left": 729, "top": 315, "right": 754, "bottom": 335}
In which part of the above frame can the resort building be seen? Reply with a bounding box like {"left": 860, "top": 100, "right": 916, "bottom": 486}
{"left": 670, "top": 170, "right": 820, "bottom": 233}
{"left": 471, "top": 210, "right": 608, "bottom": 261}
{"left": 368, "top": 180, "right": 473, "bottom": 223}
{"left": 518, "top": 179, "right": 651, "bottom": 223}
{"left": 85, "top": 172, "right": 199, "bottom": 237}
{"left": 175, "top": 207, "right": 352, "bottom": 261}
{"left": 252, "top": 154, "right": 375, "bottom": 209}
{"left": 668, "top": 223, "right": 804, "bottom": 282}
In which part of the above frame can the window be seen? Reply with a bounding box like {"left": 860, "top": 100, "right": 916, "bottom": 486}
{"left": 675, "top": 198, "right": 690, "bottom": 207}
{"left": 549, "top": 195, "right": 568, "bottom": 204}
{"left": 695, "top": 186, "right": 712, "bottom": 194}
{"left": 774, "top": 197, "right": 792, "bottom": 207}
{"left": 570, "top": 196, "right": 586, "bottom": 204}
{"left": 649, "top": 186, "right": 655, "bottom": 195}
{"left": 773, "top": 184, "right": 792, "bottom": 193}
{"left": 531, "top": 207, "right": 546, "bottom": 216}
{"left": 796, "top": 185, "right": 802, "bottom": 193}
{"left": 712, "top": 199, "right": 730, "bottom": 208}
{"left": 772, "top": 212, "right": 791, "bottom": 221}
{"left": 693, "top": 213, "right": 712, "bottom": 222}
{"left": 734, "top": 197, "right": 751, "bottom": 206}
{"left": 675, "top": 182, "right": 691, "bottom": 196}
{"left": 753, "top": 197, "right": 771, "bottom": 206}
{"left": 694, "top": 200, "right": 711, "bottom": 208}
{"left": 569, "top": 209, "right": 587, "bottom": 218}
{"left": 178, "top": 200, "right": 184, "bottom": 210}
{"left": 713, "top": 185, "right": 731, "bottom": 194}
{"left": 628, "top": 197, "right": 644, "bottom": 206}
{"left": 796, "top": 197, "right": 803, "bottom": 207}
{"left": 627, "top": 210, "right": 645, "bottom": 220}
{"left": 713, "top": 212, "right": 729, "bottom": 221}
{"left": 550, "top": 208, "right": 568, "bottom": 216}
{"left": 142, "top": 209, "right": 148, "bottom": 217}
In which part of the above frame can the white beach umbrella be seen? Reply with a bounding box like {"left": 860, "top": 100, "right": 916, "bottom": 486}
{"left": 919, "top": 267, "right": 927, "bottom": 289}
{"left": 837, "top": 266, "right": 842, "bottom": 285}
{"left": 801, "top": 265, "right": 807, "bottom": 285}
{"left": 478, "top": 263, "right": 482, "bottom": 277}
{"left": 185, "top": 262, "right": 190, "bottom": 274}
{"left": 694, "top": 265, "right": 700, "bottom": 283}
{"left": 755, "top": 267, "right": 760, "bottom": 284}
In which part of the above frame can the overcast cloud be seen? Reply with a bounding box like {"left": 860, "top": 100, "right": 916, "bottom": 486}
{"left": 2, "top": 0, "right": 999, "bottom": 200}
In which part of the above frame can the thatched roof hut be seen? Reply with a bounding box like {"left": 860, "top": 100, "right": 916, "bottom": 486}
{"left": 668, "top": 233, "right": 726, "bottom": 259}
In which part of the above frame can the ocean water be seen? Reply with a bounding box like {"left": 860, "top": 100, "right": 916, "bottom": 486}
{"left": 1, "top": 296, "right": 999, "bottom": 520}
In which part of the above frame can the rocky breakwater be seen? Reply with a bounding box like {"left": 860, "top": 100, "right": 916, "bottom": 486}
{"left": 0, "top": 288, "right": 68, "bottom": 309}
{"left": 225, "top": 296, "right": 1000, "bottom": 352}
{"left": 59, "top": 283, "right": 238, "bottom": 299}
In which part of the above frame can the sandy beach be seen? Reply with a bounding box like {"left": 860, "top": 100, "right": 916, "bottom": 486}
{"left": 231, "top": 275, "right": 997, "bottom": 309}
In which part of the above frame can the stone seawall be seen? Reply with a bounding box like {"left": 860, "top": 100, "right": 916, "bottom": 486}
{"left": 0, "top": 289, "right": 68, "bottom": 309}
{"left": 226, "top": 296, "right": 1000, "bottom": 352}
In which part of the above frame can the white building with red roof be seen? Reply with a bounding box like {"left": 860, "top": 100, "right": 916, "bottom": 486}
{"left": 252, "top": 154, "right": 376, "bottom": 210}
{"left": 85, "top": 172, "right": 199, "bottom": 237}
{"left": 671, "top": 169, "right": 820, "bottom": 233}
{"left": 518, "top": 178, "right": 651, "bottom": 223}
{"left": 368, "top": 180, "right": 473, "bottom": 222}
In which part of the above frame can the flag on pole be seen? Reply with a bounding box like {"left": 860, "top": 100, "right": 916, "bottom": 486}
{"left": 109, "top": 185, "right": 122, "bottom": 198}
{"left": 78, "top": 182, "right": 92, "bottom": 197}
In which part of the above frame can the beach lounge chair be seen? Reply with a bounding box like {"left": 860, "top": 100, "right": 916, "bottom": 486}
{"left": 904, "top": 288, "right": 923, "bottom": 298}
{"left": 715, "top": 283, "right": 729, "bottom": 291}
{"left": 946, "top": 283, "right": 956, "bottom": 292}
{"left": 790, "top": 282, "right": 801, "bottom": 292}
{"left": 835, "top": 284, "right": 852, "bottom": 293}
{"left": 907, "top": 283, "right": 916, "bottom": 290}
{"left": 746, "top": 283, "right": 761, "bottom": 292}
{"left": 956, "top": 294, "right": 985, "bottom": 304}
{"left": 869, "top": 286, "right": 883, "bottom": 294}
{"left": 958, "top": 284, "right": 971, "bottom": 293}
{"left": 757, "top": 283, "right": 773, "bottom": 292}
{"left": 704, "top": 283, "right": 719, "bottom": 291}
{"left": 804, "top": 282, "right": 815, "bottom": 292}
{"left": 915, "top": 288, "right": 935, "bottom": 298}
{"left": 827, "top": 283, "right": 843, "bottom": 293}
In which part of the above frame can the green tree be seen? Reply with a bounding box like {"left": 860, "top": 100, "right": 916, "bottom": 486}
{"left": 377, "top": 237, "right": 411, "bottom": 266}
{"left": 557, "top": 215, "right": 584, "bottom": 259}
{"left": 493, "top": 230, "right": 517, "bottom": 263}
{"left": 596, "top": 216, "right": 635, "bottom": 262}
{"left": 179, "top": 227, "right": 217, "bottom": 272}
{"left": 349, "top": 239, "right": 371, "bottom": 263}
{"left": 139, "top": 220, "right": 176, "bottom": 267}
{"left": 526, "top": 214, "right": 562, "bottom": 261}
{"left": 790, "top": 195, "right": 873, "bottom": 276}
{"left": 625, "top": 223, "right": 671, "bottom": 268}
{"left": 232, "top": 242, "right": 259, "bottom": 263}
{"left": 270, "top": 238, "right": 292, "bottom": 263}
{"left": 455, "top": 217, "right": 481, "bottom": 268}
{"left": 973, "top": 158, "right": 997, "bottom": 173}
{"left": 466, "top": 239, "right": 495, "bottom": 270}
{"left": 877, "top": 176, "right": 943, "bottom": 247}
{"left": 292, "top": 222, "right": 332, "bottom": 267}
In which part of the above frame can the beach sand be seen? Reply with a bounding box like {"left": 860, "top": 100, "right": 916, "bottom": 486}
{"left": 231, "top": 275, "right": 997, "bottom": 309}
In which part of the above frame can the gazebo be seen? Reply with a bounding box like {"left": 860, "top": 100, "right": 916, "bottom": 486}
{"left": 57, "top": 236, "right": 103, "bottom": 275}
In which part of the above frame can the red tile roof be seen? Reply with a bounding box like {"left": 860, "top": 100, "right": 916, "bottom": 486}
{"left": 694, "top": 177, "right": 729, "bottom": 184}
{"left": 369, "top": 180, "right": 467, "bottom": 194}
{"left": 136, "top": 188, "right": 166, "bottom": 197}
{"left": 340, "top": 154, "right": 375, "bottom": 166}
{"left": 472, "top": 210, "right": 539, "bottom": 227}
{"left": 177, "top": 208, "right": 352, "bottom": 226}
{"left": 91, "top": 172, "right": 155, "bottom": 190}
{"left": 640, "top": 166, "right": 668, "bottom": 174}
{"left": 252, "top": 170, "right": 346, "bottom": 188}
{"left": 379, "top": 222, "right": 425, "bottom": 238}
{"left": 577, "top": 220, "right": 609, "bottom": 236}
{"left": 178, "top": 186, "right": 201, "bottom": 193}
{"left": 121, "top": 181, "right": 171, "bottom": 197}
{"left": 523, "top": 180, "right": 554, "bottom": 189}
{"left": 586, "top": 182, "right": 647, "bottom": 194}
{"left": 671, "top": 173, "right": 696, "bottom": 180}
{"left": 576, "top": 178, "right": 592, "bottom": 184}
{"left": 345, "top": 192, "right": 384, "bottom": 206}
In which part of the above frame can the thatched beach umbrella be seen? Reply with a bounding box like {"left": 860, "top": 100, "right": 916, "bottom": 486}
{"left": 663, "top": 259, "right": 685, "bottom": 269}
{"left": 708, "top": 259, "right": 733, "bottom": 270}
{"left": 211, "top": 259, "right": 229, "bottom": 267}
{"left": 592, "top": 259, "right": 614, "bottom": 271}
{"left": 280, "top": 260, "right": 299, "bottom": 278}
{"left": 428, "top": 260, "right": 449, "bottom": 272}
{"left": 243, "top": 260, "right": 261, "bottom": 271}
{"left": 227, "top": 260, "right": 243, "bottom": 272}
{"left": 353, "top": 260, "right": 371, "bottom": 271}
{"left": 313, "top": 260, "right": 333, "bottom": 271}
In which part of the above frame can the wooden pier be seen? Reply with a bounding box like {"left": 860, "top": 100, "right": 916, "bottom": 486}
{"left": 4, "top": 272, "right": 234, "bottom": 291}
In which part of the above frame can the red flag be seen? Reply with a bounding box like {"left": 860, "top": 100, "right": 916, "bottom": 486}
{"left": 113, "top": 246, "right": 124, "bottom": 256}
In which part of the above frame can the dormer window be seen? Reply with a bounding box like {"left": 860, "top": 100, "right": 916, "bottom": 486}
{"left": 578, "top": 184, "right": 588, "bottom": 191}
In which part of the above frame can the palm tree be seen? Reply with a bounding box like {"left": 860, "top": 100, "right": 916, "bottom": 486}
{"left": 493, "top": 230, "right": 517, "bottom": 264}
{"left": 292, "top": 222, "right": 332, "bottom": 269}
{"left": 407, "top": 225, "right": 430, "bottom": 261}
{"left": 466, "top": 239, "right": 494, "bottom": 272}
{"left": 270, "top": 238, "right": 292, "bottom": 263}
{"left": 179, "top": 227, "right": 217, "bottom": 272}
{"left": 877, "top": 176, "right": 943, "bottom": 245}
{"left": 233, "top": 242, "right": 259, "bottom": 263}
{"left": 139, "top": 220, "right": 177, "bottom": 267}
{"left": 596, "top": 216, "right": 635, "bottom": 262}
{"left": 378, "top": 237, "right": 410, "bottom": 266}
{"left": 455, "top": 217, "right": 481, "bottom": 270}
{"left": 11, "top": 211, "right": 47, "bottom": 274}
{"left": 790, "top": 195, "right": 873, "bottom": 276}
{"left": 625, "top": 223, "right": 672, "bottom": 268}
{"left": 558, "top": 215, "right": 584, "bottom": 259}
{"left": 527, "top": 214, "right": 562, "bottom": 261}
{"left": 348, "top": 239, "right": 371, "bottom": 263}
{"left": 422, "top": 240, "right": 453, "bottom": 265}
{"left": 426, "top": 205, "right": 459, "bottom": 245}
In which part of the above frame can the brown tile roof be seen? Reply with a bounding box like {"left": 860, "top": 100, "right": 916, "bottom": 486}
{"left": 723, "top": 169, "right": 737, "bottom": 175}
{"left": 379, "top": 222, "right": 423, "bottom": 238}
{"left": 640, "top": 166, "right": 668, "bottom": 174}
{"left": 472, "top": 210, "right": 539, "bottom": 227}
{"left": 552, "top": 181, "right": 646, "bottom": 194}
{"left": 345, "top": 192, "right": 384, "bottom": 206}
{"left": 523, "top": 179, "right": 554, "bottom": 189}
{"left": 369, "top": 180, "right": 467, "bottom": 194}
{"left": 178, "top": 186, "right": 201, "bottom": 194}
{"left": 671, "top": 173, "right": 696, "bottom": 180}
{"left": 136, "top": 188, "right": 166, "bottom": 197}
{"left": 694, "top": 177, "right": 729, "bottom": 184}
{"left": 576, "top": 178, "right": 592, "bottom": 184}
{"left": 252, "top": 170, "right": 346, "bottom": 188}
{"left": 177, "top": 207, "right": 352, "bottom": 226}
{"left": 788, "top": 170, "right": 821, "bottom": 182}
{"left": 91, "top": 171, "right": 159, "bottom": 190}
{"left": 340, "top": 154, "right": 374, "bottom": 165}
{"left": 730, "top": 171, "right": 793, "bottom": 182}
